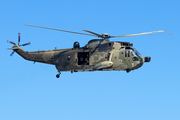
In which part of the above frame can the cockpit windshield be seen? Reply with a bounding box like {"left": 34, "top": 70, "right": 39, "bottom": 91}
{"left": 131, "top": 48, "right": 141, "bottom": 56}
{"left": 130, "top": 50, "right": 136, "bottom": 56}
{"left": 127, "top": 48, "right": 141, "bottom": 56}
{"left": 124, "top": 47, "right": 141, "bottom": 57}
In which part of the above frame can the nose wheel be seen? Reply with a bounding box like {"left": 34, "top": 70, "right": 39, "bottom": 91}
{"left": 56, "top": 71, "right": 61, "bottom": 78}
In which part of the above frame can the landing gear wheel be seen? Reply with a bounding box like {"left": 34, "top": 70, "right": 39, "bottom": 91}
{"left": 56, "top": 71, "right": 61, "bottom": 78}
{"left": 56, "top": 74, "right": 60, "bottom": 78}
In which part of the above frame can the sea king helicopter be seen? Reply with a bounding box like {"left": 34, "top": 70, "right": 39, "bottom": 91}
{"left": 7, "top": 24, "right": 166, "bottom": 78}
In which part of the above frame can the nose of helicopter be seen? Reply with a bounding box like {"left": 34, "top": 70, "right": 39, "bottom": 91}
{"left": 135, "top": 57, "right": 151, "bottom": 70}
{"left": 136, "top": 57, "right": 144, "bottom": 69}
{"left": 132, "top": 56, "right": 151, "bottom": 70}
{"left": 134, "top": 57, "right": 151, "bottom": 70}
{"left": 130, "top": 56, "right": 143, "bottom": 71}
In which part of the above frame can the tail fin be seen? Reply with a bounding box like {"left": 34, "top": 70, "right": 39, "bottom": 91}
{"left": 7, "top": 45, "right": 29, "bottom": 60}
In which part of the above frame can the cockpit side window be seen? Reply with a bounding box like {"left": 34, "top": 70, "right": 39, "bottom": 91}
{"left": 125, "top": 51, "right": 130, "bottom": 57}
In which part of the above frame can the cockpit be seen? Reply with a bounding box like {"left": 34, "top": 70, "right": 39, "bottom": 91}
{"left": 125, "top": 48, "right": 141, "bottom": 57}
{"left": 123, "top": 47, "right": 143, "bottom": 64}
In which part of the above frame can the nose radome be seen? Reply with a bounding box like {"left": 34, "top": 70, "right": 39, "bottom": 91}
{"left": 144, "top": 57, "right": 151, "bottom": 62}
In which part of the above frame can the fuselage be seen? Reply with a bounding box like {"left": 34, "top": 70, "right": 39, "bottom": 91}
{"left": 12, "top": 39, "right": 150, "bottom": 73}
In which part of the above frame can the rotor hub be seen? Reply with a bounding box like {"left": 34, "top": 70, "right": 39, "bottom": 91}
{"left": 101, "top": 33, "right": 110, "bottom": 39}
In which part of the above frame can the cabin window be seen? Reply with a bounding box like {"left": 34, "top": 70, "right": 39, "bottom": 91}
{"left": 94, "top": 54, "right": 99, "bottom": 61}
{"left": 66, "top": 55, "right": 70, "bottom": 61}
{"left": 107, "top": 53, "right": 111, "bottom": 61}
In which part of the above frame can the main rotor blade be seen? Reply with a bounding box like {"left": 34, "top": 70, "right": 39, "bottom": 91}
{"left": 76, "top": 25, "right": 102, "bottom": 37}
{"left": 110, "top": 30, "right": 167, "bottom": 38}
{"left": 131, "top": 33, "right": 175, "bottom": 36}
{"left": 19, "top": 42, "right": 30, "bottom": 46}
{"left": 7, "top": 40, "right": 16, "bottom": 45}
{"left": 10, "top": 51, "right": 15, "bottom": 56}
{"left": 25, "top": 24, "right": 96, "bottom": 37}
{"left": 83, "top": 29, "right": 102, "bottom": 37}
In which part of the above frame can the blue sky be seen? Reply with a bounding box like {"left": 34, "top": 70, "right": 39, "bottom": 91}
{"left": 0, "top": 0, "right": 180, "bottom": 120}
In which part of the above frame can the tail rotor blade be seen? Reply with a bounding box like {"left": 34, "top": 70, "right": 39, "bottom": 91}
{"left": 7, "top": 40, "right": 16, "bottom": 45}
{"left": 10, "top": 51, "right": 15, "bottom": 56}
{"left": 20, "top": 42, "right": 30, "bottom": 46}
{"left": 7, "top": 33, "right": 30, "bottom": 57}
{"left": 18, "top": 33, "right": 20, "bottom": 45}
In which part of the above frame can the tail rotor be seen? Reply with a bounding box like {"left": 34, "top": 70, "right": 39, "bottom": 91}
{"left": 7, "top": 33, "right": 30, "bottom": 56}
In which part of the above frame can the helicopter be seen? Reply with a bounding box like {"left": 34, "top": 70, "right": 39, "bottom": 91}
{"left": 7, "top": 24, "right": 167, "bottom": 78}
